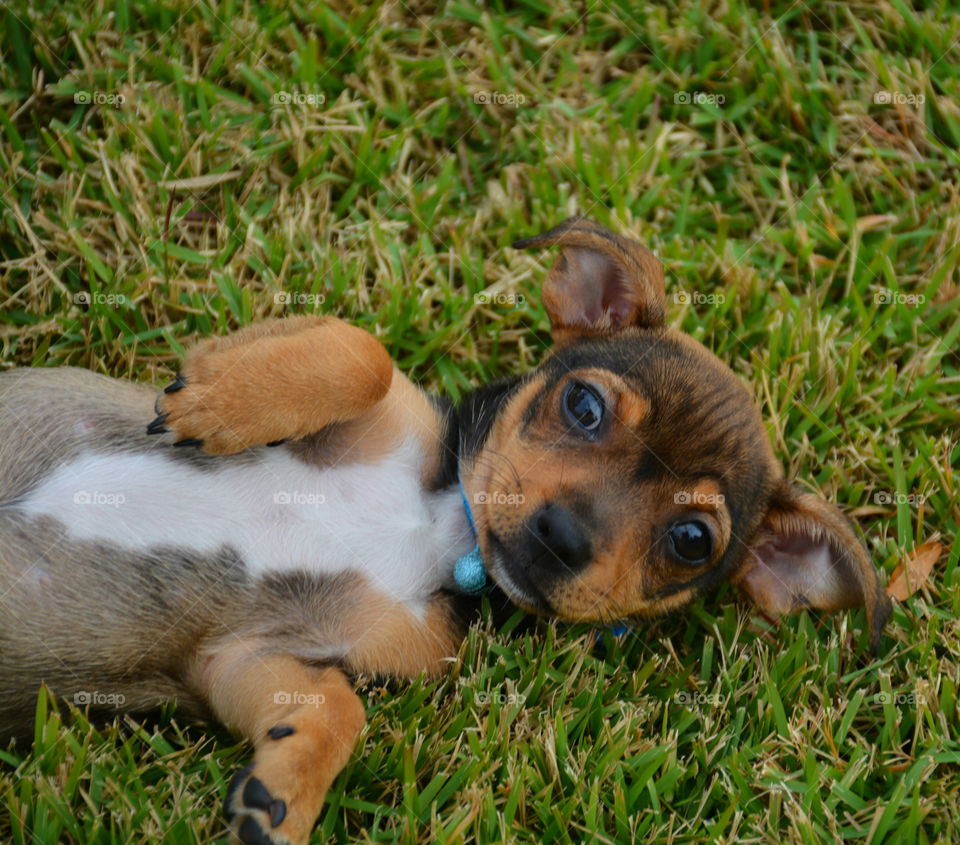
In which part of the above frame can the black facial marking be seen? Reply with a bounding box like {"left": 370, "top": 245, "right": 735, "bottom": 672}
{"left": 426, "top": 394, "right": 460, "bottom": 491}
{"left": 520, "top": 380, "right": 550, "bottom": 429}
{"left": 456, "top": 375, "right": 525, "bottom": 466}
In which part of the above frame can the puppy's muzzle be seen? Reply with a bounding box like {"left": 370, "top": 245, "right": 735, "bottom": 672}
{"left": 523, "top": 503, "right": 592, "bottom": 577}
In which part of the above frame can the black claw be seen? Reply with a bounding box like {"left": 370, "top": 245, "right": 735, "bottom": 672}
{"left": 224, "top": 763, "right": 254, "bottom": 822}
{"left": 237, "top": 815, "right": 273, "bottom": 845}
{"left": 173, "top": 438, "right": 203, "bottom": 448}
{"left": 154, "top": 395, "right": 163, "bottom": 415}
{"left": 266, "top": 439, "right": 289, "bottom": 448}
{"left": 164, "top": 373, "right": 187, "bottom": 393}
{"left": 242, "top": 775, "right": 275, "bottom": 812}
{"left": 268, "top": 799, "right": 287, "bottom": 828}
{"left": 146, "top": 413, "right": 169, "bottom": 435}
{"left": 267, "top": 724, "right": 295, "bottom": 740}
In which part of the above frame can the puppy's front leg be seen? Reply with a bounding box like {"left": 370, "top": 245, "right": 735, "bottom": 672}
{"left": 152, "top": 315, "right": 394, "bottom": 454}
{"left": 195, "top": 646, "right": 366, "bottom": 845}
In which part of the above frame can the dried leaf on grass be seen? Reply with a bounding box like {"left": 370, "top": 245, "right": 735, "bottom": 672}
{"left": 886, "top": 540, "right": 943, "bottom": 601}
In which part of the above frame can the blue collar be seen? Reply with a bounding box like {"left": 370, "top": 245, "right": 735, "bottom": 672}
{"left": 453, "top": 477, "right": 490, "bottom": 595}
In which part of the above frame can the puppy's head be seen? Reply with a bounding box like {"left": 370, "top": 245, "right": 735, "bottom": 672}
{"left": 460, "top": 218, "right": 890, "bottom": 652}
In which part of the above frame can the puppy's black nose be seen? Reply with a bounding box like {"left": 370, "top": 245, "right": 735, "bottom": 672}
{"left": 525, "top": 503, "right": 592, "bottom": 573}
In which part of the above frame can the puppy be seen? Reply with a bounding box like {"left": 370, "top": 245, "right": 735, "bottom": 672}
{"left": 0, "top": 218, "right": 890, "bottom": 844}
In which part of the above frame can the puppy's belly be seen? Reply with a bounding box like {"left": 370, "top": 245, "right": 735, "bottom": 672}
{"left": 17, "top": 439, "right": 473, "bottom": 602}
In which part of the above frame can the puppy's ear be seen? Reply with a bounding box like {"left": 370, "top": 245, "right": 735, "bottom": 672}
{"left": 732, "top": 481, "right": 892, "bottom": 654}
{"left": 513, "top": 217, "right": 665, "bottom": 339}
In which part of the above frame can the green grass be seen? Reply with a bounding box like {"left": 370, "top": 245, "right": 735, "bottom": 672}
{"left": 2, "top": 0, "right": 960, "bottom": 841}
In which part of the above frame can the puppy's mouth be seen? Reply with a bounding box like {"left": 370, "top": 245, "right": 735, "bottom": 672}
{"left": 484, "top": 530, "right": 552, "bottom": 614}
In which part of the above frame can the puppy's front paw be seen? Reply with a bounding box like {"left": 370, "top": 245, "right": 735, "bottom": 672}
{"left": 147, "top": 349, "right": 269, "bottom": 455}
{"left": 224, "top": 727, "right": 330, "bottom": 845}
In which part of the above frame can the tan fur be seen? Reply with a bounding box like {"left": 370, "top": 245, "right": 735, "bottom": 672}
{"left": 294, "top": 368, "right": 450, "bottom": 482}
{"left": 340, "top": 592, "right": 466, "bottom": 677}
{"left": 732, "top": 482, "right": 891, "bottom": 652}
{"left": 160, "top": 316, "right": 394, "bottom": 454}
{"left": 192, "top": 647, "right": 366, "bottom": 845}
{"left": 514, "top": 217, "right": 666, "bottom": 337}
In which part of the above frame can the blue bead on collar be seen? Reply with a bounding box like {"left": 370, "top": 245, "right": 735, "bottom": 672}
{"left": 454, "top": 478, "right": 491, "bottom": 595}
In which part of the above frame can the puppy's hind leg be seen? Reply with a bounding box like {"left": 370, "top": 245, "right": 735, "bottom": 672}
{"left": 193, "top": 645, "right": 365, "bottom": 845}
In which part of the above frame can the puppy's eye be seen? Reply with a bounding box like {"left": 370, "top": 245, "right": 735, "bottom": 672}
{"left": 667, "top": 521, "right": 712, "bottom": 565}
{"left": 564, "top": 383, "right": 604, "bottom": 432}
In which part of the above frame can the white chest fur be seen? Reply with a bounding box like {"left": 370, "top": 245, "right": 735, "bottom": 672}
{"left": 18, "top": 440, "right": 475, "bottom": 602}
